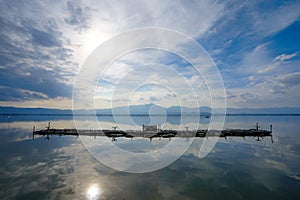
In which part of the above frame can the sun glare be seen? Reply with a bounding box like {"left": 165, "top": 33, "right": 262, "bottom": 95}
{"left": 86, "top": 184, "right": 102, "bottom": 200}
{"left": 82, "top": 30, "right": 109, "bottom": 57}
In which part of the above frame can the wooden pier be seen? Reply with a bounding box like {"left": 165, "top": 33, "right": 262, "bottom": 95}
{"left": 33, "top": 122, "right": 273, "bottom": 142}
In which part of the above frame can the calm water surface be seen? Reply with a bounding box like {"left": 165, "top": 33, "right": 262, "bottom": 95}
{"left": 0, "top": 115, "right": 299, "bottom": 199}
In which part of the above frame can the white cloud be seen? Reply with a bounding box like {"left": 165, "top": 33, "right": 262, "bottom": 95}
{"left": 274, "top": 52, "right": 298, "bottom": 63}
{"left": 226, "top": 70, "right": 300, "bottom": 108}
{"left": 257, "top": 65, "right": 276, "bottom": 74}
{"left": 0, "top": 97, "right": 73, "bottom": 109}
{"left": 87, "top": 0, "right": 224, "bottom": 37}
{"left": 239, "top": 43, "right": 272, "bottom": 74}
{"left": 252, "top": 1, "right": 300, "bottom": 37}
{"left": 1, "top": 0, "right": 299, "bottom": 109}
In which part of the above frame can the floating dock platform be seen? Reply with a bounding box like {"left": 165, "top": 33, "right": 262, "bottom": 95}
{"left": 33, "top": 122, "right": 273, "bottom": 142}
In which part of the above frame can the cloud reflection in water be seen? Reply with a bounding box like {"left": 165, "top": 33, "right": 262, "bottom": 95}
{"left": 0, "top": 116, "right": 300, "bottom": 199}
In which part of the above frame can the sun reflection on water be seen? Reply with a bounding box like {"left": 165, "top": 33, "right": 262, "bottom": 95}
{"left": 86, "top": 184, "right": 102, "bottom": 200}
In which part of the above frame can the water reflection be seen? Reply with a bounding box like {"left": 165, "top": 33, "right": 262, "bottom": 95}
{"left": 0, "top": 115, "right": 299, "bottom": 199}
{"left": 86, "top": 184, "right": 102, "bottom": 200}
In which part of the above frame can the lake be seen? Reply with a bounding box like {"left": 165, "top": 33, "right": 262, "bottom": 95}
{"left": 0, "top": 115, "right": 299, "bottom": 199}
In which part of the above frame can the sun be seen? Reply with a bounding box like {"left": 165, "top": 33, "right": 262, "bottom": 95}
{"left": 82, "top": 29, "right": 110, "bottom": 57}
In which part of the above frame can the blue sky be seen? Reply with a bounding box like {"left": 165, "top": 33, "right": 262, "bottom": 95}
{"left": 0, "top": 0, "right": 299, "bottom": 109}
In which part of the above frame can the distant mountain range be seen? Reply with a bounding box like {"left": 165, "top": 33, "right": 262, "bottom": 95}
{"left": 1, "top": 104, "right": 300, "bottom": 115}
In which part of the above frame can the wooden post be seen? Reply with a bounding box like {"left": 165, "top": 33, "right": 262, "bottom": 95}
{"left": 255, "top": 122, "right": 260, "bottom": 131}
{"left": 271, "top": 135, "right": 274, "bottom": 143}
{"left": 47, "top": 122, "right": 50, "bottom": 131}
{"left": 46, "top": 122, "right": 50, "bottom": 140}
{"left": 32, "top": 126, "right": 35, "bottom": 140}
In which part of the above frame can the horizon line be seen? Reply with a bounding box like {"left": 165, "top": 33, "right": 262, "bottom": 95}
{"left": 1, "top": 113, "right": 300, "bottom": 116}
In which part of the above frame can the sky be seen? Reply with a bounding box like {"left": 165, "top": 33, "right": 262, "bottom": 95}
{"left": 0, "top": 0, "right": 299, "bottom": 109}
